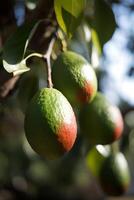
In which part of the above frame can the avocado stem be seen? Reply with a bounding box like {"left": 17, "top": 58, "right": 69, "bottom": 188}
{"left": 44, "top": 37, "right": 55, "bottom": 88}
{"left": 111, "top": 142, "right": 119, "bottom": 155}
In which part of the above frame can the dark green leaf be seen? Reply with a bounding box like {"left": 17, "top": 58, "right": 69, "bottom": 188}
{"left": 18, "top": 72, "right": 39, "bottom": 113}
{"left": 3, "top": 23, "right": 35, "bottom": 65}
{"left": 62, "top": 8, "right": 83, "bottom": 38}
{"left": 87, "top": 0, "right": 117, "bottom": 54}
{"left": 2, "top": 21, "right": 45, "bottom": 75}
{"left": 54, "top": 0, "right": 86, "bottom": 38}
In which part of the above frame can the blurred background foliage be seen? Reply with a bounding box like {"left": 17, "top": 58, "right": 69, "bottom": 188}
{"left": 0, "top": 0, "right": 134, "bottom": 199}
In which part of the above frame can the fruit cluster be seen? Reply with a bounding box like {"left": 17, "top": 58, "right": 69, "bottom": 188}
{"left": 24, "top": 50, "right": 130, "bottom": 196}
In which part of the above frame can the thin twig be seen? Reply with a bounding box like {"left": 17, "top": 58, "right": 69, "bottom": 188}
{"left": 44, "top": 37, "right": 56, "bottom": 88}
{"left": 25, "top": 35, "right": 56, "bottom": 89}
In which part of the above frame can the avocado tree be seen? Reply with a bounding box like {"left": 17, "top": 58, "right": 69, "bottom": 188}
{"left": 0, "top": 0, "right": 133, "bottom": 199}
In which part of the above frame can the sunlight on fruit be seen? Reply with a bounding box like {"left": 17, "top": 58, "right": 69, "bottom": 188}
{"left": 96, "top": 145, "right": 110, "bottom": 157}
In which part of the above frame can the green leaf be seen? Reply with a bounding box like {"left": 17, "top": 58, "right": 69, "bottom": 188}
{"left": 54, "top": 0, "right": 86, "bottom": 38}
{"left": 87, "top": 0, "right": 117, "bottom": 54}
{"left": 3, "top": 23, "right": 35, "bottom": 65}
{"left": 3, "top": 59, "right": 30, "bottom": 76}
{"left": 2, "top": 20, "right": 45, "bottom": 76}
{"left": 62, "top": 8, "right": 83, "bottom": 38}
{"left": 61, "top": 0, "right": 85, "bottom": 17}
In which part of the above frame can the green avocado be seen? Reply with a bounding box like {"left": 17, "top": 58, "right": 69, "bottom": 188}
{"left": 24, "top": 88, "right": 77, "bottom": 160}
{"left": 99, "top": 152, "right": 130, "bottom": 196}
{"left": 52, "top": 51, "right": 97, "bottom": 108}
{"left": 86, "top": 145, "right": 130, "bottom": 196}
{"left": 79, "top": 92, "right": 123, "bottom": 145}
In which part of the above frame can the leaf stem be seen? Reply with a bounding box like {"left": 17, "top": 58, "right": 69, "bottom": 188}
{"left": 24, "top": 53, "right": 43, "bottom": 61}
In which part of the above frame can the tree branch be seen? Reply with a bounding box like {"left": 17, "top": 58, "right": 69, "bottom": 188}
{"left": 0, "top": 70, "right": 19, "bottom": 101}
